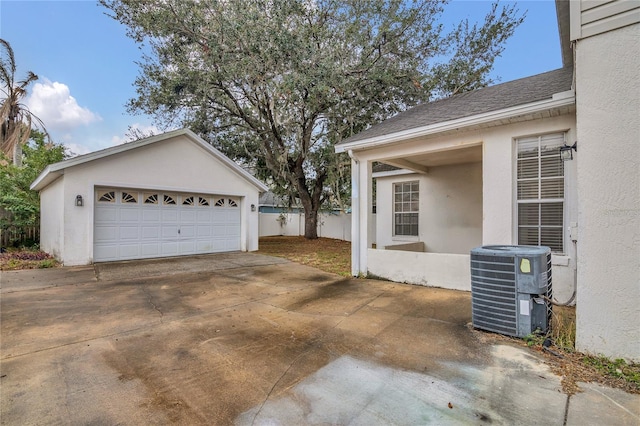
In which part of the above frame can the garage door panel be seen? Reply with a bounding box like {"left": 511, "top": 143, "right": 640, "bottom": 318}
{"left": 226, "top": 240, "right": 241, "bottom": 250}
{"left": 94, "top": 245, "right": 118, "bottom": 261}
{"left": 119, "top": 226, "right": 139, "bottom": 240}
{"left": 162, "top": 225, "right": 178, "bottom": 238}
{"left": 180, "top": 210, "right": 196, "bottom": 222}
{"left": 161, "top": 210, "right": 178, "bottom": 221}
{"left": 94, "top": 189, "right": 242, "bottom": 262}
{"left": 141, "top": 226, "right": 160, "bottom": 239}
{"left": 225, "top": 209, "right": 241, "bottom": 223}
{"left": 142, "top": 209, "right": 161, "bottom": 221}
{"left": 95, "top": 207, "right": 117, "bottom": 222}
{"left": 196, "top": 210, "right": 211, "bottom": 221}
{"left": 212, "top": 210, "right": 227, "bottom": 223}
{"left": 119, "top": 209, "right": 140, "bottom": 222}
{"left": 161, "top": 242, "right": 178, "bottom": 256}
{"left": 94, "top": 226, "right": 118, "bottom": 242}
{"left": 140, "top": 243, "right": 160, "bottom": 256}
{"left": 196, "top": 225, "right": 212, "bottom": 237}
{"left": 180, "top": 225, "right": 196, "bottom": 238}
{"left": 119, "top": 244, "right": 140, "bottom": 258}
{"left": 178, "top": 240, "right": 196, "bottom": 253}
{"left": 212, "top": 239, "right": 227, "bottom": 250}
{"left": 212, "top": 224, "right": 227, "bottom": 237}
{"left": 226, "top": 225, "right": 241, "bottom": 237}
{"left": 196, "top": 241, "right": 213, "bottom": 252}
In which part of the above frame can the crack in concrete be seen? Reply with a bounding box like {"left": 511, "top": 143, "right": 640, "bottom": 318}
{"left": 141, "top": 286, "right": 164, "bottom": 323}
{"left": 563, "top": 395, "right": 570, "bottom": 426}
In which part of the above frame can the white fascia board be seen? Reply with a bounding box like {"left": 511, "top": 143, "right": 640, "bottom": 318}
{"left": 372, "top": 169, "right": 413, "bottom": 179}
{"left": 335, "top": 90, "right": 576, "bottom": 153}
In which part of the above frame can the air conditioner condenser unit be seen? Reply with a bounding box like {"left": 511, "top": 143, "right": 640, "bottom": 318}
{"left": 470, "top": 245, "right": 552, "bottom": 338}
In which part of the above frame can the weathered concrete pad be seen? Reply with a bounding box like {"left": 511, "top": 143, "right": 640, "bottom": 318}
{"left": 1, "top": 254, "right": 637, "bottom": 425}
{"left": 566, "top": 382, "right": 640, "bottom": 425}
{"left": 94, "top": 252, "right": 289, "bottom": 282}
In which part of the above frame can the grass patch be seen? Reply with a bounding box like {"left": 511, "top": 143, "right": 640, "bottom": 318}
{"left": 583, "top": 356, "right": 640, "bottom": 386}
{"left": 0, "top": 249, "right": 59, "bottom": 270}
{"left": 525, "top": 305, "right": 639, "bottom": 394}
{"left": 550, "top": 305, "right": 576, "bottom": 351}
{"left": 258, "top": 236, "right": 351, "bottom": 277}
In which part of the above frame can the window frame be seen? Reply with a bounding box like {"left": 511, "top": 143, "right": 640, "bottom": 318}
{"left": 393, "top": 180, "right": 419, "bottom": 237}
{"left": 515, "top": 133, "right": 566, "bottom": 254}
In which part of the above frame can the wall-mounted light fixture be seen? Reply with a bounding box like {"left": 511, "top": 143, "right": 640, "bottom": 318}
{"left": 75, "top": 195, "right": 84, "bottom": 207}
{"left": 560, "top": 142, "right": 577, "bottom": 161}
{"left": 251, "top": 204, "right": 256, "bottom": 212}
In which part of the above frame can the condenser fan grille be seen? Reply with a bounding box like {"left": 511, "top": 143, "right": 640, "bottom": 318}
{"left": 471, "top": 255, "right": 518, "bottom": 336}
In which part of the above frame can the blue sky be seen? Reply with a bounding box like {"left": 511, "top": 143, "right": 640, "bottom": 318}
{"left": 0, "top": 0, "right": 562, "bottom": 156}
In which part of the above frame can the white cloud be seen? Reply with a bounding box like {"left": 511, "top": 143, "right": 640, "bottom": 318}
{"left": 64, "top": 142, "right": 91, "bottom": 157}
{"left": 111, "top": 123, "right": 162, "bottom": 146}
{"left": 26, "top": 80, "right": 101, "bottom": 131}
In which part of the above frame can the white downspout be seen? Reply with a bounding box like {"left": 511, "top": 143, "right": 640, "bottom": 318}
{"left": 348, "top": 150, "right": 360, "bottom": 276}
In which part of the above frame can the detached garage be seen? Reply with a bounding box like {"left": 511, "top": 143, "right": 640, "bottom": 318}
{"left": 31, "top": 129, "right": 268, "bottom": 266}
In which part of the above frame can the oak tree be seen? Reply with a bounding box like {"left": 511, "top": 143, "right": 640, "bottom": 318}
{"left": 101, "top": 0, "right": 523, "bottom": 238}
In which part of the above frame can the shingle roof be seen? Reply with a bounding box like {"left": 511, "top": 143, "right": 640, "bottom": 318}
{"left": 338, "top": 67, "right": 573, "bottom": 146}
{"left": 372, "top": 163, "right": 400, "bottom": 173}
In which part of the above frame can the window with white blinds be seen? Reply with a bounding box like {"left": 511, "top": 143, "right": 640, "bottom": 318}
{"left": 516, "top": 133, "right": 565, "bottom": 252}
{"left": 394, "top": 181, "right": 419, "bottom": 236}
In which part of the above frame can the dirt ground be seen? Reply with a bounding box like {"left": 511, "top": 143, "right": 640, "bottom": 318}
{"left": 258, "top": 236, "right": 640, "bottom": 395}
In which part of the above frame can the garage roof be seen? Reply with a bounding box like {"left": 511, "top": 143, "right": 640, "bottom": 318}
{"left": 31, "top": 129, "right": 269, "bottom": 192}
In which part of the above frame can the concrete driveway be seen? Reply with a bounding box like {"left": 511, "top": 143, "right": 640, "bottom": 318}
{"left": 1, "top": 253, "right": 638, "bottom": 425}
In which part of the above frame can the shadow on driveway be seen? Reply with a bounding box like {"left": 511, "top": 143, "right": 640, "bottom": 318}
{"left": 1, "top": 253, "right": 637, "bottom": 425}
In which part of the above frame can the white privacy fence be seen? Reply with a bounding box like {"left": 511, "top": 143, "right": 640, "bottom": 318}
{"left": 259, "top": 212, "right": 353, "bottom": 241}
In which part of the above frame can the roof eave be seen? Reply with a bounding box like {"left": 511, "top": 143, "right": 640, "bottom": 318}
{"left": 335, "top": 90, "right": 575, "bottom": 153}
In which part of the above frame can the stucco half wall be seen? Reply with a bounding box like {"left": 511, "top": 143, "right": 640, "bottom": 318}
{"left": 35, "top": 130, "right": 267, "bottom": 266}
{"left": 368, "top": 249, "right": 471, "bottom": 291}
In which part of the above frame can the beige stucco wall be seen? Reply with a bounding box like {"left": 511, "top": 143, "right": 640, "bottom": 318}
{"left": 40, "top": 135, "right": 262, "bottom": 265}
{"left": 575, "top": 23, "right": 640, "bottom": 360}
{"left": 375, "top": 162, "right": 482, "bottom": 254}
{"left": 39, "top": 176, "right": 65, "bottom": 259}
{"left": 368, "top": 249, "right": 471, "bottom": 291}
{"left": 361, "top": 113, "right": 578, "bottom": 299}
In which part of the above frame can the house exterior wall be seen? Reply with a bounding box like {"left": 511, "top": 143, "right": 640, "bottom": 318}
{"left": 354, "top": 113, "right": 577, "bottom": 300}
{"left": 575, "top": 23, "right": 640, "bottom": 360}
{"left": 46, "top": 135, "right": 261, "bottom": 265}
{"left": 375, "top": 162, "right": 482, "bottom": 254}
{"left": 39, "top": 176, "right": 65, "bottom": 259}
{"left": 570, "top": 0, "right": 640, "bottom": 41}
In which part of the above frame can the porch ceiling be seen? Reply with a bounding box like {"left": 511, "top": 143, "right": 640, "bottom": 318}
{"left": 383, "top": 145, "right": 482, "bottom": 169}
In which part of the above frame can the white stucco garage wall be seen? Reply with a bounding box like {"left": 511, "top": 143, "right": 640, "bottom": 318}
{"left": 36, "top": 131, "right": 265, "bottom": 266}
{"left": 39, "top": 176, "right": 64, "bottom": 259}
{"left": 575, "top": 23, "right": 640, "bottom": 360}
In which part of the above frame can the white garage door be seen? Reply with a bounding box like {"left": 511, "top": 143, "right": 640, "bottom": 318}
{"left": 94, "top": 188, "right": 241, "bottom": 262}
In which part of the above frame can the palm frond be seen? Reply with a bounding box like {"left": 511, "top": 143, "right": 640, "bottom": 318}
{"left": 17, "top": 71, "right": 38, "bottom": 88}
{"left": 0, "top": 38, "right": 16, "bottom": 87}
{"left": 0, "top": 39, "right": 49, "bottom": 163}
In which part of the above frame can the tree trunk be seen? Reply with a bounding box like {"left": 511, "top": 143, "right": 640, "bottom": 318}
{"left": 303, "top": 205, "right": 319, "bottom": 239}
{"left": 12, "top": 143, "right": 22, "bottom": 167}
{"left": 289, "top": 155, "right": 326, "bottom": 240}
